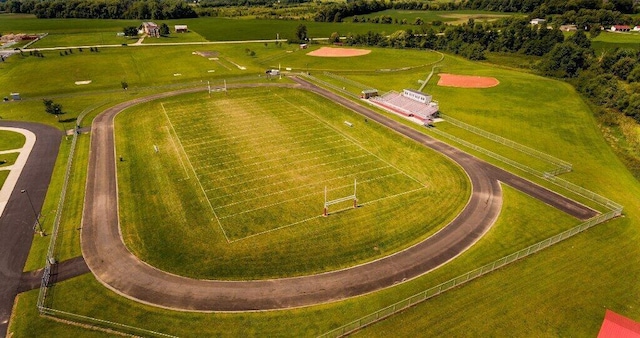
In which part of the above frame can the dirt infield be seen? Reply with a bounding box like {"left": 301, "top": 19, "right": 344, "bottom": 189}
{"left": 306, "top": 47, "right": 371, "bottom": 57}
{"left": 437, "top": 73, "right": 499, "bottom": 88}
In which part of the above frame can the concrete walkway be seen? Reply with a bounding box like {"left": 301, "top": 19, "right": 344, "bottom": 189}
{"left": 0, "top": 127, "right": 36, "bottom": 219}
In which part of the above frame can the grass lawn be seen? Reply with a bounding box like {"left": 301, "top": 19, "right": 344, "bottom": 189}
{"left": 9, "top": 182, "right": 584, "bottom": 337}
{"left": 32, "top": 32, "right": 135, "bottom": 48}
{"left": 0, "top": 170, "right": 8, "bottom": 189}
{"left": 591, "top": 31, "right": 640, "bottom": 53}
{"left": 115, "top": 86, "right": 469, "bottom": 279}
{"left": 0, "top": 130, "right": 25, "bottom": 150}
{"left": 352, "top": 9, "right": 517, "bottom": 25}
{"left": 0, "top": 152, "right": 19, "bottom": 167}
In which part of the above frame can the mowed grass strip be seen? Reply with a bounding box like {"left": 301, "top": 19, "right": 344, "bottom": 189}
{"left": 0, "top": 130, "right": 26, "bottom": 150}
{"left": 115, "top": 87, "right": 469, "bottom": 279}
{"left": 0, "top": 170, "right": 8, "bottom": 189}
{"left": 162, "top": 92, "right": 426, "bottom": 240}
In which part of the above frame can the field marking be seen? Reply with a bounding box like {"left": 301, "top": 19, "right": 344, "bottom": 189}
{"left": 277, "top": 94, "right": 426, "bottom": 187}
{"left": 161, "top": 102, "right": 230, "bottom": 243}
{"left": 215, "top": 164, "right": 392, "bottom": 209}
{"left": 191, "top": 137, "right": 345, "bottom": 164}
{"left": 164, "top": 126, "right": 190, "bottom": 180}
{"left": 228, "top": 214, "right": 323, "bottom": 244}
{"left": 206, "top": 156, "right": 379, "bottom": 195}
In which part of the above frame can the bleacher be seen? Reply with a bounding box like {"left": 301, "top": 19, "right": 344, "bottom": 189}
{"left": 372, "top": 91, "right": 438, "bottom": 120}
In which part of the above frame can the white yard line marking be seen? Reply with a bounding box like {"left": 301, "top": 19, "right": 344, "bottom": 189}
{"left": 164, "top": 126, "right": 190, "bottom": 180}
{"left": 161, "top": 102, "right": 230, "bottom": 243}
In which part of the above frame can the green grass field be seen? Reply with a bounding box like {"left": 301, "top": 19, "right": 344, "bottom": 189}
{"left": 0, "top": 130, "right": 26, "bottom": 150}
{"left": 1, "top": 14, "right": 639, "bottom": 337}
{"left": 0, "top": 170, "right": 8, "bottom": 189}
{"left": 591, "top": 31, "right": 640, "bottom": 53}
{"left": 115, "top": 87, "right": 469, "bottom": 278}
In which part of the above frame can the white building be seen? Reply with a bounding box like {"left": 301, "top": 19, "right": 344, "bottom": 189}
{"left": 530, "top": 18, "right": 546, "bottom": 25}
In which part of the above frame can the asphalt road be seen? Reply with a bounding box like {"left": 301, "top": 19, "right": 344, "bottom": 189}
{"left": 81, "top": 79, "right": 597, "bottom": 311}
{"left": 0, "top": 121, "right": 61, "bottom": 336}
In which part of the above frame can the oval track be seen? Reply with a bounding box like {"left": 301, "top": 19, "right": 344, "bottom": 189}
{"left": 81, "top": 80, "right": 596, "bottom": 311}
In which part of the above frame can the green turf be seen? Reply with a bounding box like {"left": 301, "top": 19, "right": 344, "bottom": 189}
{"left": 0, "top": 130, "right": 26, "bottom": 150}
{"left": 0, "top": 152, "right": 19, "bottom": 167}
{"left": 115, "top": 87, "right": 469, "bottom": 279}
{"left": 591, "top": 31, "right": 640, "bottom": 53}
{"left": 9, "top": 183, "right": 584, "bottom": 337}
{"left": 0, "top": 170, "right": 8, "bottom": 189}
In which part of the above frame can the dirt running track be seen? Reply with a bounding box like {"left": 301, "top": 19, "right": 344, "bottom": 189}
{"left": 82, "top": 79, "right": 597, "bottom": 311}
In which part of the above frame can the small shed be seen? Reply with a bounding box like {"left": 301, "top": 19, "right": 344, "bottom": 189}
{"left": 530, "top": 18, "right": 546, "bottom": 25}
{"left": 300, "top": 43, "right": 308, "bottom": 49}
{"left": 175, "top": 25, "right": 188, "bottom": 33}
{"left": 10, "top": 93, "right": 20, "bottom": 100}
{"left": 360, "top": 89, "right": 378, "bottom": 99}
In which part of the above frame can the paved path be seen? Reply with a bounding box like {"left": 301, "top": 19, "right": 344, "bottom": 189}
{"left": 0, "top": 126, "right": 35, "bottom": 218}
{"left": 0, "top": 121, "right": 60, "bottom": 336}
{"left": 81, "top": 80, "right": 597, "bottom": 312}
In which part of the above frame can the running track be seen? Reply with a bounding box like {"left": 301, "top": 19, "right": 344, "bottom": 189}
{"left": 81, "top": 79, "right": 597, "bottom": 311}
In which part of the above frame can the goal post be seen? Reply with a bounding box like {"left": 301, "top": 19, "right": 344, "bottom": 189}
{"left": 323, "top": 179, "right": 357, "bottom": 217}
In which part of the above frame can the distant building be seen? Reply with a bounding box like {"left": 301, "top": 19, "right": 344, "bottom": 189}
{"left": 559, "top": 25, "right": 578, "bottom": 32}
{"left": 142, "top": 22, "right": 160, "bottom": 38}
{"left": 530, "top": 18, "right": 546, "bottom": 25}
{"left": 360, "top": 89, "right": 378, "bottom": 99}
{"left": 175, "top": 25, "right": 188, "bottom": 33}
{"left": 300, "top": 43, "right": 308, "bottom": 49}
{"left": 10, "top": 93, "right": 20, "bottom": 100}
{"left": 611, "top": 25, "right": 631, "bottom": 32}
{"left": 633, "top": 26, "right": 640, "bottom": 32}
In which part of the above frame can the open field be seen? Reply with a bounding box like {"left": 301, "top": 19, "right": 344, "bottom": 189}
{"left": 115, "top": 87, "right": 469, "bottom": 278}
{"left": 591, "top": 31, "right": 640, "bottom": 53}
{"left": 0, "top": 15, "right": 638, "bottom": 336}
{"left": 353, "top": 9, "right": 517, "bottom": 24}
{"left": 0, "top": 130, "right": 25, "bottom": 150}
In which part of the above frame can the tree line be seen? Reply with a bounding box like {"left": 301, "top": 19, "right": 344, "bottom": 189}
{"left": 2, "top": 0, "right": 197, "bottom": 20}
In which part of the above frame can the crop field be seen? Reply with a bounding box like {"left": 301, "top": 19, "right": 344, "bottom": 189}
{"left": 353, "top": 9, "right": 517, "bottom": 24}
{"left": 115, "top": 87, "right": 468, "bottom": 279}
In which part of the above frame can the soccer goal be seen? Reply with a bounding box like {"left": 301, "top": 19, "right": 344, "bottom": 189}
{"left": 323, "top": 179, "right": 358, "bottom": 217}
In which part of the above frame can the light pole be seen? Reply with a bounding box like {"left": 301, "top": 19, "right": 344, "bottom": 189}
{"left": 21, "top": 189, "right": 44, "bottom": 236}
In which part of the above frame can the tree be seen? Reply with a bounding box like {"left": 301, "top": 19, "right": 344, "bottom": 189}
{"left": 43, "top": 99, "right": 64, "bottom": 118}
{"left": 121, "top": 81, "right": 129, "bottom": 91}
{"left": 295, "top": 24, "right": 307, "bottom": 42}
{"left": 123, "top": 26, "right": 138, "bottom": 37}
{"left": 159, "top": 23, "right": 170, "bottom": 36}
{"left": 329, "top": 32, "right": 340, "bottom": 43}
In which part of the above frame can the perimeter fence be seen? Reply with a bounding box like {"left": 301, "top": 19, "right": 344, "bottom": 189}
{"left": 319, "top": 120, "right": 622, "bottom": 337}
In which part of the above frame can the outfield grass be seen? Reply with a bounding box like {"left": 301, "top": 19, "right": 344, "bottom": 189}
{"left": 0, "top": 130, "right": 25, "bottom": 150}
{"left": 115, "top": 87, "right": 469, "bottom": 279}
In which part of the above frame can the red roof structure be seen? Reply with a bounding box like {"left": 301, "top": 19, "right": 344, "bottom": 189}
{"left": 598, "top": 310, "right": 640, "bottom": 338}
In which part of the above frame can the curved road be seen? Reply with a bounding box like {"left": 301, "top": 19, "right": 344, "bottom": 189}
{"left": 0, "top": 121, "right": 61, "bottom": 336}
{"left": 81, "top": 80, "right": 596, "bottom": 311}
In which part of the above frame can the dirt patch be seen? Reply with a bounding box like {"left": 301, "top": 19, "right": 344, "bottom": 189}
{"left": 437, "top": 73, "right": 499, "bottom": 88}
{"left": 306, "top": 47, "right": 371, "bottom": 57}
{"left": 193, "top": 51, "right": 219, "bottom": 58}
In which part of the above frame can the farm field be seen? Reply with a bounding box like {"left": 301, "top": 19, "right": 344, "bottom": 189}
{"left": 591, "top": 31, "right": 640, "bottom": 52}
{"left": 115, "top": 87, "right": 469, "bottom": 278}
{"left": 352, "top": 9, "right": 517, "bottom": 24}
{"left": 1, "top": 13, "right": 639, "bottom": 338}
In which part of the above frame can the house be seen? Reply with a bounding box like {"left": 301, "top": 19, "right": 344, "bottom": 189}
{"left": 142, "top": 22, "right": 160, "bottom": 38}
{"left": 175, "top": 25, "right": 188, "bottom": 33}
{"left": 559, "top": 25, "right": 578, "bottom": 32}
{"left": 530, "top": 18, "right": 546, "bottom": 25}
{"left": 610, "top": 25, "right": 631, "bottom": 32}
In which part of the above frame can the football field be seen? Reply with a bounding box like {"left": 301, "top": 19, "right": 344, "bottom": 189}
{"left": 161, "top": 91, "right": 427, "bottom": 241}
